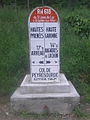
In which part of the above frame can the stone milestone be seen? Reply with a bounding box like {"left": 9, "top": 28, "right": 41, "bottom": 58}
{"left": 11, "top": 6, "right": 80, "bottom": 114}
{"left": 28, "top": 6, "right": 60, "bottom": 82}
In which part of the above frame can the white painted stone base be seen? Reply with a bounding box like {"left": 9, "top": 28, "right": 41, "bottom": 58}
{"left": 20, "top": 73, "right": 70, "bottom": 94}
{"left": 10, "top": 74, "right": 80, "bottom": 114}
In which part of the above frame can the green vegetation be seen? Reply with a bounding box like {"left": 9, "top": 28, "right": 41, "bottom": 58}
{"left": 20, "top": 112, "right": 61, "bottom": 119}
{"left": 0, "top": 8, "right": 29, "bottom": 95}
{"left": 65, "top": 15, "right": 90, "bottom": 38}
{"left": 59, "top": 8, "right": 90, "bottom": 103}
{"left": 0, "top": 0, "right": 90, "bottom": 8}
{"left": 0, "top": 5, "right": 90, "bottom": 106}
{"left": 74, "top": 105, "right": 87, "bottom": 117}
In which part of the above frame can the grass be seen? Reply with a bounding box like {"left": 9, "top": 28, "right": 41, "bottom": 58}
{"left": 0, "top": 6, "right": 90, "bottom": 104}
{"left": 0, "top": 7, "right": 29, "bottom": 95}
{"left": 74, "top": 105, "right": 87, "bottom": 118}
{"left": 20, "top": 112, "right": 61, "bottom": 119}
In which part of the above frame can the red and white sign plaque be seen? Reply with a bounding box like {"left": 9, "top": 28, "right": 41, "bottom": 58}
{"left": 28, "top": 6, "right": 60, "bottom": 82}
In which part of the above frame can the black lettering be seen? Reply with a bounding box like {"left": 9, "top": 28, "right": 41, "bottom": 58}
{"left": 46, "top": 27, "right": 56, "bottom": 32}
{"left": 32, "top": 72, "right": 58, "bottom": 78}
{"left": 45, "top": 33, "right": 57, "bottom": 38}
{"left": 48, "top": 54, "right": 58, "bottom": 58}
{"left": 45, "top": 48, "right": 58, "bottom": 53}
{"left": 30, "top": 33, "right": 44, "bottom": 38}
{"left": 31, "top": 51, "right": 44, "bottom": 56}
{"left": 30, "top": 27, "right": 44, "bottom": 32}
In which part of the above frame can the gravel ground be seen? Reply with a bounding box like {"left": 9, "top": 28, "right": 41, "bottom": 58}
{"left": 0, "top": 96, "right": 90, "bottom": 120}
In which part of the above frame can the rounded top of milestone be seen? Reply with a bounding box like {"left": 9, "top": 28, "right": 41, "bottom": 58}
{"left": 29, "top": 6, "right": 59, "bottom": 23}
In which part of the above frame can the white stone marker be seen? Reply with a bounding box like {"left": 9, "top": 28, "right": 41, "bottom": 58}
{"left": 28, "top": 6, "right": 60, "bottom": 82}
{"left": 11, "top": 6, "right": 80, "bottom": 114}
